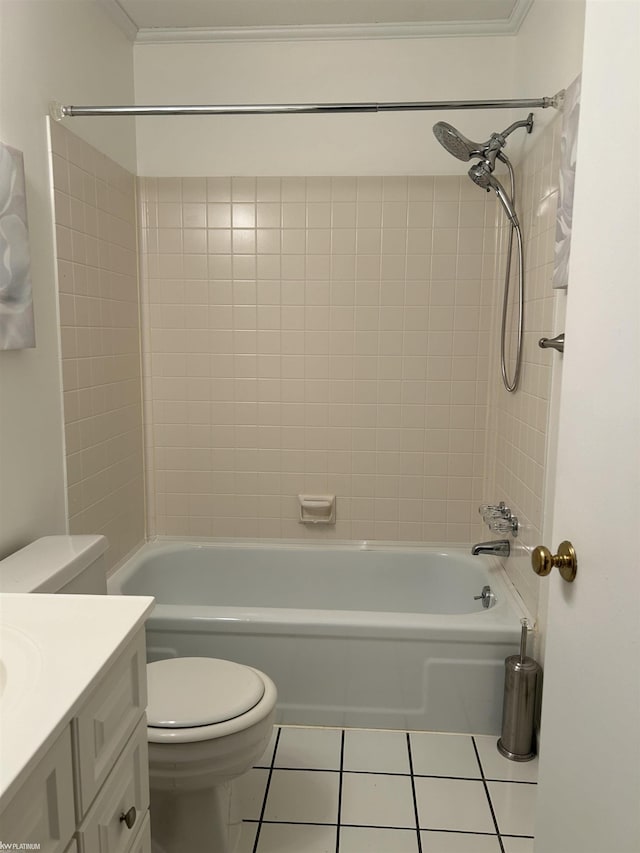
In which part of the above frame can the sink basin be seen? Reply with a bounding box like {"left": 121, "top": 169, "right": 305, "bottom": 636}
{"left": 0, "top": 624, "right": 42, "bottom": 712}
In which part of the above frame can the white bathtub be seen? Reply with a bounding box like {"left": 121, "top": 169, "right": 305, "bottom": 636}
{"left": 108, "top": 539, "right": 525, "bottom": 734}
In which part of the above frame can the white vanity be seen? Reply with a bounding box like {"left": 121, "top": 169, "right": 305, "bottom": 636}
{"left": 0, "top": 591, "right": 154, "bottom": 852}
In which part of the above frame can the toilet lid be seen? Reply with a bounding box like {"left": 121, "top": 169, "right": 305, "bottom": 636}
{"left": 146, "top": 657, "right": 265, "bottom": 728}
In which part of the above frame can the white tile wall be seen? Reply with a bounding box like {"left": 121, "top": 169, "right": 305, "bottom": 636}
{"left": 139, "top": 176, "right": 500, "bottom": 543}
{"left": 483, "top": 116, "right": 564, "bottom": 616}
{"left": 51, "top": 123, "right": 145, "bottom": 571}
{"left": 49, "top": 123, "right": 561, "bottom": 612}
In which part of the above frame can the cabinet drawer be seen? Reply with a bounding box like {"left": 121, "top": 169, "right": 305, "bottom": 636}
{"left": 0, "top": 727, "right": 75, "bottom": 853}
{"left": 128, "top": 812, "right": 151, "bottom": 853}
{"left": 77, "top": 716, "right": 149, "bottom": 853}
{"left": 73, "top": 630, "right": 147, "bottom": 817}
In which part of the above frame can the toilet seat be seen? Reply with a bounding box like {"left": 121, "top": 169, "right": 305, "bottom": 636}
{"left": 147, "top": 657, "right": 265, "bottom": 728}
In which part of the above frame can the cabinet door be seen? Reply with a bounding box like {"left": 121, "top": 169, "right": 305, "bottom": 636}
{"left": 73, "top": 631, "right": 147, "bottom": 817}
{"left": 0, "top": 727, "right": 75, "bottom": 853}
{"left": 77, "top": 717, "right": 149, "bottom": 853}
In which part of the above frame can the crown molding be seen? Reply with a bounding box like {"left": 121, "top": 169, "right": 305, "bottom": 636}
{"left": 507, "top": 0, "right": 535, "bottom": 34}
{"left": 97, "top": 0, "right": 139, "bottom": 41}
{"left": 101, "top": 0, "right": 534, "bottom": 44}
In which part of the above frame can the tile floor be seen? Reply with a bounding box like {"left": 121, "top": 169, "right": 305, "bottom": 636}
{"left": 237, "top": 726, "right": 538, "bottom": 853}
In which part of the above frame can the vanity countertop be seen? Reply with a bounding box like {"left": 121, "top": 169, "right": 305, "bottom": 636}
{"left": 0, "top": 592, "right": 154, "bottom": 805}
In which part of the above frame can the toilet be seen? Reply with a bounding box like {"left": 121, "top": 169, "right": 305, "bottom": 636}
{"left": 146, "top": 656, "right": 276, "bottom": 853}
{"left": 0, "top": 535, "right": 277, "bottom": 853}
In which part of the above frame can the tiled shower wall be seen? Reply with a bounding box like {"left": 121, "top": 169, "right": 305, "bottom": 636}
{"left": 139, "top": 177, "right": 500, "bottom": 542}
{"left": 51, "top": 123, "right": 145, "bottom": 571}
{"left": 484, "top": 116, "right": 564, "bottom": 617}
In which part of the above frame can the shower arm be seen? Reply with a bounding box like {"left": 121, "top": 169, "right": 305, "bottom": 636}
{"left": 482, "top": 113, "right": 535, "bottom": 169}
{"left": 497, "top": 114, "right": 535, "bottom": 141}
{"left": 50, "top": 94, "right": 564, "bottom": 119}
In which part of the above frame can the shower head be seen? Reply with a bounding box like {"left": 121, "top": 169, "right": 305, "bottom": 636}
{"left": 469, "top": 162, "right": 519, "bottom": 227}
{"left": 433, "top": 114, "right": 533, "bottom": 226}
{"left": 432, "top": 122, "right": 483, "bottom": 161}
{"left": 433, "top": 114, "right": 534, "bottom": 165}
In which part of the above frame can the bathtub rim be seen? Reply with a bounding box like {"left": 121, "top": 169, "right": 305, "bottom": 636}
{"left": 107, "top": 536, "right": 532, "bottom": 633}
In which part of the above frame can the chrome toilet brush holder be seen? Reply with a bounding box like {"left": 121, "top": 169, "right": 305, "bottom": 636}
{"left": 497, "top": 618, "right": 541, "bottom": 761}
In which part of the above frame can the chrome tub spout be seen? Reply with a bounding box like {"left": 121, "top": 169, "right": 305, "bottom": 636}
{"left": 471, "top": 540, "right": 510, "bottom": 557}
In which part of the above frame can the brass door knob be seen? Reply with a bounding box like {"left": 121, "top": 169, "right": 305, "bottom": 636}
{"left": 531, "top": 540, "right": 577, "bottom": 582}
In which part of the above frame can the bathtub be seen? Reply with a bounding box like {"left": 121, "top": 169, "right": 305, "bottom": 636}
{"left": 108, "top": 539, "right": 525, "bottom": 734}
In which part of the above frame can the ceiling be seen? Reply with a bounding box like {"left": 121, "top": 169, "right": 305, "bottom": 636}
{"left": 102, "top": 0, "right": 534, "bottom": 41}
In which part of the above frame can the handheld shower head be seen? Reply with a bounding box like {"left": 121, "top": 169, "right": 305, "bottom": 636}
{"left": 432, "top": 114, "right": 531, "bottom": 394}
{"left": 468, "top": 162, "right": 519, "bottom": 227}
{"left": 432, "top": 122, "right": 483, "bottom": 161}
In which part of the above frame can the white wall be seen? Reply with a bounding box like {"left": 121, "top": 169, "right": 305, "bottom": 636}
{"left": 134, "top": 36, "right": 521, "bottom": 176}
{"left": 0, "top": 0, "right": 136, "bottom": 558}
{"left": 507, "top": 0, "right": 586, "bottom": 166}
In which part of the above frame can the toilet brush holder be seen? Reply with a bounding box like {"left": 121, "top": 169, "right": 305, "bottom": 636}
{"left": 497, "top": 619, "right": 541, "bottom": 761}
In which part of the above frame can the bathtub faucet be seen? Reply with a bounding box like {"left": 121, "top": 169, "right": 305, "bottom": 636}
{"left": 471, "top": 540, "right": 510, "bottom": 557}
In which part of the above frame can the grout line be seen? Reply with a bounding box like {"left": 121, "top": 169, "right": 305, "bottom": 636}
{"left": 252, "top": 726, "right": 282, "bottom": 853}
{"left": 472, "top": 735, "right": 506, "bottom": 853}
{"left": 247, "top": 818, "right": 504, "bottom": 836}
{"left": 406, "top": 732, "right": 423, "bottom": 853}
{"left": 335, "top": 730, "right": 345, "bottom": 853}
{"left": 254, "top": 764, "right": 534, "bottom": 784}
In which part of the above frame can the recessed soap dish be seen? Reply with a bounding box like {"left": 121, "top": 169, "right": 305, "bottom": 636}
{"left": 298, "top": 495, "right": 336, "bottom": 525}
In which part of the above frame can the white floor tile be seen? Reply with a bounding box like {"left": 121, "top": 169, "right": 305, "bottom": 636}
{"left": 410, "top": 732, "right": 480, "bottom": 779}
{"left": 343, "top": 729, "right": 410, "bottom": 774}
{"left": 237, "top": 822, "right": 258, "bottom": 853}
{"left": 237, "top": 768, "right": 269, "bottom": 820}
{"left": 421, "top": 830, "right": 501, "bottom": 852}
{"left": 341, "top": 773, "right": 416, "bottom": 828}
{"left": 263, "top": 769, "right": 340, "bottom": 824}
{"left": 255, "top": 822, "right": 337, "bottom": 853}
{"left": 414, "top": 777, "right": 495, "bottom": 834}
{"left": 275, "top": 726, "right": 342, "bottom": 770}
{"left": 474, "top": 736, "right": 539, "bottom": 783}
{"left": 487, "top": 781, "right": 537, "bottom": 837}
{"left": 340, "top": 826, "right": 419, "bottom": 852}
{"left": 501, "top": 835, "right": 535, "bottom": 853}
{"left": 254, "top": 725, "right": 280, "bottom": 767}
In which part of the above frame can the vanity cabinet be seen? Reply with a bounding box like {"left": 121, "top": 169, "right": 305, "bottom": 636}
{"left": 0, "top": 630, "right": 150, "bottom": 853}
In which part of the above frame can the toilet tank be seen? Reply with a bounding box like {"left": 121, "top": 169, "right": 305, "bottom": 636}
{"left": 0, "top": 535, "right": 108, "bottom": 594}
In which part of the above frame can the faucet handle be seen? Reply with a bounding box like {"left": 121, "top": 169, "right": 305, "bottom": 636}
{"left": 479, "top": 502, "right": 507, "bottom": 519}
{"left": 488, "top": 513, "right": 519, "bottom": 536}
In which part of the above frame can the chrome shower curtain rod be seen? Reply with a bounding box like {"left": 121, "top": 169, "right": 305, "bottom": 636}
{"left": 51, "top": 93, "right": 563, "bottom": 118}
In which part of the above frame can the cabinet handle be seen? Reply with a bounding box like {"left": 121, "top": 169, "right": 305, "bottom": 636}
{"left": 120, "top": 806, "right": 137, "bottom": 829}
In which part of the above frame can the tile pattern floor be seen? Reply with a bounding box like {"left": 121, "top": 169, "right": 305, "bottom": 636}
{"left": 237, "top": 726, "right": 537, "bottom": 853}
